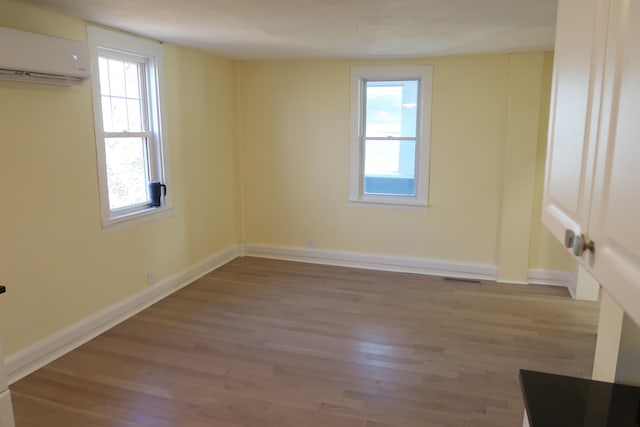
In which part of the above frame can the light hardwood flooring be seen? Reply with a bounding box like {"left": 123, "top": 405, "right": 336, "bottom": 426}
{"left": 10, "top": 257, "right": 599, "bottom": 426}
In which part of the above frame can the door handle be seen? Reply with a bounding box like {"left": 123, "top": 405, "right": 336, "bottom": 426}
{"left": 572, "top": 234, "right": 595, "bottom": 257}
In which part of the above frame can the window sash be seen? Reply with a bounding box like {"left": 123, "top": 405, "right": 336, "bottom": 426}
{"left": 98, "top": 53, "right": 150, "bottom": 133}
{"left": 361, "top": 138, "right": 419, "bottom": 196}
{"left": 359, "top": 78, "right": 422, "bottom": 197}
{"left": 361, "top": 78, "right": 422, "bottom": 140}
{"left": 98, "top": 54, "right": 156, "bottom": 212}
{"left": 102, "top": 130, "right": 161, "bottom": 187}
{"left": 103, "top": 135, "right": 151, "bottom": 212}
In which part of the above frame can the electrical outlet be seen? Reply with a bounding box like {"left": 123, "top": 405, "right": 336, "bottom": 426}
{"left": 147, "top": 270, "right": 156, "bottom": 286}
{"left": 306, "top": 238, "right": 314, "bottom": 248}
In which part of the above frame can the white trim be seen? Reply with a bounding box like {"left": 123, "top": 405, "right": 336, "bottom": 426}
{"left": 243, "top": 244, "right": 497, "bottom": 281}
{"left": 87, "top": 25, "right": 172, "bottom": 229}
{"left": 102, "top": 205, "right": 173, "bottom": 231}
{"left": 5, "top": 244, "right": 241, "bottom": 384}
{"left": 497, "top": 279, "right": 530, "bottom": 286}
{"left": 349, "top": 65, "right": 433, "bottom": 208}
{"left": 348, "top": 199, "right": 429, "bottom": 211}
{"left": 527, "top": 268, "right": 576, "bottom": 297}
{"left": 242, "top": 245, "right": 577, "bottom": 296}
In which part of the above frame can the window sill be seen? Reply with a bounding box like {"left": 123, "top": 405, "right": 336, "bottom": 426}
{"left": 349, "top": 198, "right": 429, "bottom": 211}
{"left": 102, "top": 204, "right": 173, "bottom": 230}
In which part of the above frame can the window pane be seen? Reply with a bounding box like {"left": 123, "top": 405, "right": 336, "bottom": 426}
{"left": 364, "top": 139, "right": 416, "bottom": 196}
{"left": 98, "top": 57, "right": 110, "bottom": 96}
{"left": 107, "top": 59, "right": 126, "bottom": 97}
{"left": 101, "top": 96, "right": 113, "bottom": 132}
{"left": 124, "top": 62, "right": 141, "bottom": 100}
{"left": 365, "top": 80, "right": 419, "bottom": 138}
{"left": 127, "top": 99, "right": 142, "bottom": 132}
{"left": 110, "top": 97, "right": 128, "bottom": 132}
{"left": 104, "top": 137, "right": 149, "bottom": 210}
{"left": 125, "top": 62, "right": 143, "bottom": 131}
{"left": 98, "top": 55, "right": 144, "bottom": 133}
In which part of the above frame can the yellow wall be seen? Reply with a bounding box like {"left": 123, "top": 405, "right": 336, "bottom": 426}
{"left": 0, "top": 0, "right": 238, "bottom": 356}
{"left": 0, "top": 0, "right": 575, "bottom": 360}
{"left": 497, "top": 53, "right": 547, "bottom": 282}
{"left": 528, "top": 53, "right": 577, "bottom": 272}
{"left": 235, "top": 55, "right": 570, "bottom": 273}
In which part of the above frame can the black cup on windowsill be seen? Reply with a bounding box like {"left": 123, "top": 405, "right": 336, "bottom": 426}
{"left": 149, "top": 182, "right": 167, "bottom": 207}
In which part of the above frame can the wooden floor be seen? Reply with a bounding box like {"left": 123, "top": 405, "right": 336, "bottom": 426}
{"left": 10, "top": 257, "right": 599, "bottom": 426}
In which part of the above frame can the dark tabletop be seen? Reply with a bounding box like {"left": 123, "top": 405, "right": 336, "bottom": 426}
{"left": 520, "top": 369, "right": 640, "bottom": 426}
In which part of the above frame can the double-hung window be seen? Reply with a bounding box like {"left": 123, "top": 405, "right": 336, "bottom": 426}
{"left": 88, "top": 26, "right": 170, "bottom": 227}
{"left": 350, "top": 66, "right": 432, "bottom": 208}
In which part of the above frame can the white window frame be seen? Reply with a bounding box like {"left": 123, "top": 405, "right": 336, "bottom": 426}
{"left": 350, "top": 66, "right": 432, "bottom": 209}
{"left": 88, "top": 25, "right": 171, "bottom": 228}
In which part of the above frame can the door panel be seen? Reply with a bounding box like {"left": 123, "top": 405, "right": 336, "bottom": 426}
{"left": 542, "top": 0, "right": 609, "bottom": 244}
{"left": 589, "top": 0, "right": 640, "bottom": 325}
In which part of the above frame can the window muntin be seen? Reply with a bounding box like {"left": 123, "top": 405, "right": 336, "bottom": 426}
{"left": 350, "top": 66, "right": 432, "bottom": 208}
{"left": 88, "top": 26, "right": 170, "bottom": 227}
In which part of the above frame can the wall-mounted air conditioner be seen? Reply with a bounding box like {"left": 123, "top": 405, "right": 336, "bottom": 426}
{"left": 0, "top": 26, "right": 90, "bottom": 86}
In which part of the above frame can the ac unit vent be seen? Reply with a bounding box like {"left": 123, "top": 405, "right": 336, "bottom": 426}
{"left": 0, "top": 68, "right": 87, "bottom": 85}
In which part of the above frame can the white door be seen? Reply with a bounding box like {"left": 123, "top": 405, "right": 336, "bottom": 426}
{"left": 542, "top": 0, "right": 609, "bottom": 244}
{"left": 588, "top": 0, "right": 640, "bottom": 325}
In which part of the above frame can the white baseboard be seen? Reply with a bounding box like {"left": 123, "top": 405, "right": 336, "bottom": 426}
{"left": 243, "top": 244, "right": 498, "bottom": 281}
{"left": 5, "top": 244, "right": 576, "bottom": 385}
{"left": 527, "top": 268, "right": 576, "bottom": 297}
{"left": 5, "top": 244, "right": 241, "bottom": 384}
{"left": 243, "top": 245, "right": 576, "bottom": 296}
{"left": 496, "top": 279, "right": 530, "bottom": 286}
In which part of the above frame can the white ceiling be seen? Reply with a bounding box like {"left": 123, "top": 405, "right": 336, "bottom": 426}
{"left": 18, "top": 0, "right": 558, "bottom": 60}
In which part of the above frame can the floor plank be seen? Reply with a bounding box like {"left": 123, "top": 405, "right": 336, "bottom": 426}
{"left": 11, "top": 257, "right": 599, "bottom": 426}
